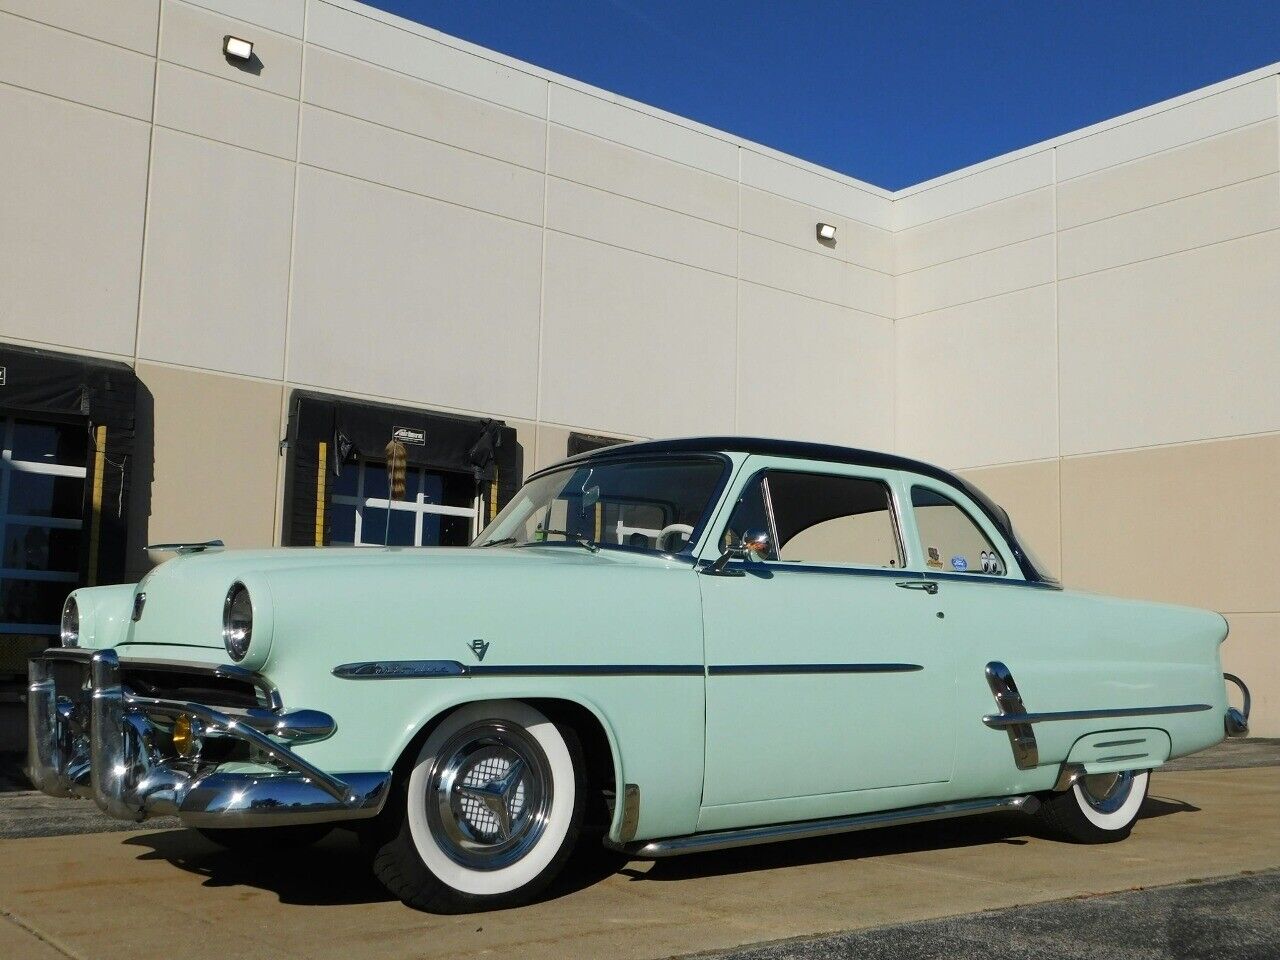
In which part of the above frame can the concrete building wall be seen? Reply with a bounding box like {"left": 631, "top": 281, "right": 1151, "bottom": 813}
{"left": 894, "top": 72, "right": 1280, "bottom": 735}
{"left": 0, "top": 0, "right": 1274, "bottom": 732}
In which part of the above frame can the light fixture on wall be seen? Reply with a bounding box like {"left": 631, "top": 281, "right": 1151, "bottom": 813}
{"left": 223, "top": 35, "right": 254, "bottom": 61}
{"left": 816, "top": 222, "right": 838, "bottom": 242}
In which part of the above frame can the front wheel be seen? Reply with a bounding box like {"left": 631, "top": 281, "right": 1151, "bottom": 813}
{"left": 368, "top": 700, "right": 584, "bottom": 913}
{"left": 1037, "top": 769, "right": 1150, "bottom": 843}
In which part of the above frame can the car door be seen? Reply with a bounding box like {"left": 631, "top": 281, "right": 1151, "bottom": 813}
{"left": 698, "top": 457, "right": 957, "bottom": 824}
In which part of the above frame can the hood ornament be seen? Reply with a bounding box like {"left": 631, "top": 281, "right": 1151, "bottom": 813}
{"left": 468, "top": 639, "right": 490, "bottom": 662}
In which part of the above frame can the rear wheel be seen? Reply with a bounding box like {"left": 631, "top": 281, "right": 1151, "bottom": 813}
{"left": 1038, "top": 769, "right": 1149, "bottom": 843}
{"left": 196, "top": 824, "right": 333, "bottom": 853}
{"left": 367, "top": 700, "right": 584, "bottom": 913}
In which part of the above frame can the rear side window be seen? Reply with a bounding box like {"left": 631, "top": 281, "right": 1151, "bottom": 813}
{"left": 912, "top": 486, "right": 1004, "bottom": 576}
{"left": 764, "top": 471, "right": 902, "bottom": 568}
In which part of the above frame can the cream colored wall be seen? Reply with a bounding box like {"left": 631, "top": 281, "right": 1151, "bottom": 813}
{"left": 1, "top": 0, "right": 1275, "bottom": 732}
{"left": 899, "top": 74, "right": 1280, "bottom": 734}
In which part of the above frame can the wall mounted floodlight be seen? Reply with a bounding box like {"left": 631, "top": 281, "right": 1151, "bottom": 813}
{"left": 223, "top": 35, "right": 254, "bottom": 61}
{"left": 816, "top": 222, "right": 838, "bottom": 242}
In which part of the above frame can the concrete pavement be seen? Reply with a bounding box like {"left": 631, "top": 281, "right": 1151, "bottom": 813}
{"left": 0, "top": 765, "right": 1276, "bottom": 959}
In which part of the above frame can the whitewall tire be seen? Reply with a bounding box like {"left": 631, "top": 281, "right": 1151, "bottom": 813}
{"left": 368, "top": 700, "right": 584, "bottom": 912}
{"left": 1038, "top": 769, "right": 1150, "bottom": 843}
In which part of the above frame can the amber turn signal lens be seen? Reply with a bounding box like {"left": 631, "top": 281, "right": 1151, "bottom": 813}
{"left": 172, "top": 713, "right": 202, "bottom": 759}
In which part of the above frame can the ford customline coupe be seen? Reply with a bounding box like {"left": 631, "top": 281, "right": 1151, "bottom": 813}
{"left": 29, "top": 438, "right": 1250, "bottom": 912}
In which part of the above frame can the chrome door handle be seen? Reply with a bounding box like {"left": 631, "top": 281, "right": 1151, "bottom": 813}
{"left": 895, "top": 580, "right": 938, "bottom": 595}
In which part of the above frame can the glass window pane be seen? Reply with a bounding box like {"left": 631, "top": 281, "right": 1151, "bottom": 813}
{"left": 10, "top": 419, "right": 87, "bottom": 468}
{"left": 329, "top": 502, "right": 356, "bottom": 545}
{"left": 7, "top": 471, "right": 85, "bottom": 519}
{"left": 3, "top": 525, "right": 80, "bottom": 572}
{"left": 330, "top": 460, "right": 358, "bottom": 498}
{"left": 360, "top": 506, "right": 414, "bottom": 546}
{"left": 912, "top": 486, "right": 1005, "bottom": 575}
{"left": 768, "top": 472, "right": 901, "bottom": 568}
{"left": 362, "top": 460, "right": 389, "bottom": 501}
{"left": 422, "top": 513, "right": 472, "bottom": 547}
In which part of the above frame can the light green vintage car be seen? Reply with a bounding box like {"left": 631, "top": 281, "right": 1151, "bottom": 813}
{"left": 28, "top": 437, "right": 1250, "bottom": 912}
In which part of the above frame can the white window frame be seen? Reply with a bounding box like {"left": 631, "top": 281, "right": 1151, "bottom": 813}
{"left": 329, "top": 458, "right": 477, "bottom": 547}
{"left": 0, "top": 416, "right": 86, "bottom": 636}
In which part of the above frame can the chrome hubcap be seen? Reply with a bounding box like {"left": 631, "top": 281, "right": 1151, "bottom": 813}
{"left": 1079, "top": 770, "right": 1135, "bottom": 814}
{"left": 426, "top": 721, "right": 552, "bottom": 871}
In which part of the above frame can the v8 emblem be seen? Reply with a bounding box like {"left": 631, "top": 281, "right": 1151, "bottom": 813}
{"left": 468, "top": 639, "right": 490, "bottom": 662}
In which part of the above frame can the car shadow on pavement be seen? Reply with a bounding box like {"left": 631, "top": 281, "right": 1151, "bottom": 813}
{"left": 623, "top": 795, "right": 1201, "bottom": 884}
{"left": 121, "top": 826, "right": 628, "bottom": 909}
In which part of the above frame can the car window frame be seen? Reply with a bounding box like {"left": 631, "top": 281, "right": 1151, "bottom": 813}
{"left": 900, "top": 474, "right": 1025, "bottom": 583}
{"left": 706, "top": 458, "right": 910, "bottom": 575}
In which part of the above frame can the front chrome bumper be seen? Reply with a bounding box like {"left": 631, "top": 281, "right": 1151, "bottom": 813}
{"left": 27, "top": 648, "right": 390, "bottom": 828}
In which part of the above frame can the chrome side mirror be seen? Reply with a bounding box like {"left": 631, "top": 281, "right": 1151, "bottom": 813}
{"left": 706, "top": 529, "right": 771, "bottom": 575}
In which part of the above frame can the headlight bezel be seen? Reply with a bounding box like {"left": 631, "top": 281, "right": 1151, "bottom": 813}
{"left": 60, "top": 595, "right": 80, "bottom": 648}
{"left": 222, "top": 582, "right": 253, "bottom": 662}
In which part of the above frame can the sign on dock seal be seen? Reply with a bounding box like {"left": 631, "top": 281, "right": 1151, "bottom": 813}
{"left": 392, "top": 427, "right": 426, "bottom": 445}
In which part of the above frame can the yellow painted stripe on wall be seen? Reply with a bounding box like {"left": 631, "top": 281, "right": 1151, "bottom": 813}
{"left": 490, "top": 468, "right": 499, "bottom": 522}
{"left": 86, "top": 425, "right": 106, "bottom": 586}
{"left": 315, "top": 441, "right": 327, "bottom": 546}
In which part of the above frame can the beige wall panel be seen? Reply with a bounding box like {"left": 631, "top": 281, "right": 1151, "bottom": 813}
{"left": 739, "top": 234, "right": 846, "bottom": 306}
{"left": 0, "top": 11, "right": 154, "bottom": 120}
{"left": 139, "top": 129, "right": 293, "bottom": 379}
{"left": 547, "top": 124, "right": 736, "bottom": 227}
{"left": 0, "top": 0, "right": 159, "bottom": 54}
{"left": 0, "top": 87, "right": 149, "bottom": 356}
{"left": 894, "top": 150, "right": 1053, "bottom": 229}
{"left": 736, "top": 283, "right": 894, "bottom": 450}
{"left": 137, "top": 363, "right": 283, "bottom": 551}
{"left": 958, "top": 460, "right": 1061, "bottom": 580}
{"left": 546, "top": 178, "right": 736, "bottom": 276}
{"left": 183, "top": 0, "right": 302, "bottom": 36}
{"left": 896, "top": 285, "right": 1058, "bottom": 469}
{"left": 307, "top": 0, "right": 547, "bottom": 117}
{"left": 299, "top": 105, "right": 543, "bottom": 225}
{"left": 897, "top": 235, "right": 1053, "bottom": 317}
{"left": 539, "top": 233, "right": 736, "bottom": 438}
{"left": 1055, "top": 77, "right": 1277, "bottom": 182}
{"left": 304, "top": 47, "right": 545, "bottom": 171}
{"left": 288, "top": 166, "right": 542, "bottom": 418}
{"left": 895, "top": 187, "right": 1054, "bottom": 274}
{"left": 1220, "top": 613, "right": 1279, "bottom": 737}
{"left": 1059, "top": 434, "right": 1280, "bottom": 611}
{"left": 1059, "top": 173, "right": 1280, "bottom": 279}
{"left": 160, "top": 0, "right": 301, "bottom": 99}
{"left": 739, "top": 149, "right": 891, "bottom": 229}
{"left": 154, "top": 61, "right": 298, "bottom": 159}
{"left": 533, "top": 425, "right": 573, "bottom": 472}
{"left": 1058, "top": 230, "right": 1280, "bottom": 455}
{"left": 740, "top": 187, "right": 894, "bottom": 274}
{"left": 548, "top": 85, "right": 737, "bottom": 179}
{"left": 1057, "top": 120, "right": 1279, "bottom": 230}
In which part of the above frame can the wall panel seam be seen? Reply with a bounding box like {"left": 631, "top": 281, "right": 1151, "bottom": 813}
{"left": 546, "top": 228, "right": 738, "bottom": 281}
{"left": 547, "top": 173, "right": 739, "bottom": 233}
{"left": 1057, "top": 169, "right": 1279, "bottom": 235}
{"left": 303, "top": 99, "right": 543, "bottom": 173}
{"left": 297, "top": 160, "right": 545, "bottom": 229}
{"left": 532, "top": 80, "right": 552, "bottom": 469}
{"left": 736, "top": 278, "right": 893, "bottom": 320}
{"left": 0, "top": 78, "right": 152, "bottom": 127}
{"left": 0, "top": 7, "right": 158, "bottom": 57}
{"left": 733, "top": 146, "right": 742, "bottom": 433}
{"left": 737, "top": 226, "right": 893, "bottom": 277}
{"left": 130, "top": 1, "right": 163, "bottom": 367}
{"left": 895, "top": 228, "right": 1055, "bottom": 277}
{"left": 1056, "top": 224, "right": 1280, "bottom": 283}
{"left": 899, "top": 279, "right": 1055, "bottom": 321}
{"left": 1052, "top": 145, "right": 1063, "bottom": 579}
{"left": 1060, "top": 428, "right": 1280, "bottom": 461}
{"left": 895, "top": 181, "right": 1054, "bottom": 233}
{"left": 152, "top": 119, "right": 295, "bottom": 163}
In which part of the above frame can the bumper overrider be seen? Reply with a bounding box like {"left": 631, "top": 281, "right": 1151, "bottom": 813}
{"left": 27, "top": 648, "right": 390, "bottom": 828}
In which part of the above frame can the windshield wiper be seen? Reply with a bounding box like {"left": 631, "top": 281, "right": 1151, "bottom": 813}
{"left": 477, "top": 537, "right": 518, "bottom": 547}
{"left": 520, "top": 530, "right": 599, "bottom": 553}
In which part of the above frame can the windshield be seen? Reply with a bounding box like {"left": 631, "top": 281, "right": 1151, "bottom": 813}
{"left": 475, "top": 456, "right": 726, "bottom": 554}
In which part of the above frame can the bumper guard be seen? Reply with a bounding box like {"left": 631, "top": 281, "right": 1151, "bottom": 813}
{"left": 27, "top": 648, "right": 389, "bottom": 828}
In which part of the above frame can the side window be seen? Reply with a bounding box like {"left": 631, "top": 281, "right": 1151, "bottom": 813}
{"left": 911, "top": 486, "right": 1005, "bottom": 576}
{"left": 765, "top": 471, "right": 902, "bottom": 567}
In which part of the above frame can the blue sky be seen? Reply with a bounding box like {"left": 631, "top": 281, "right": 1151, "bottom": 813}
{"left": 366, "top": 1, "right": 1280, "bottom": 189}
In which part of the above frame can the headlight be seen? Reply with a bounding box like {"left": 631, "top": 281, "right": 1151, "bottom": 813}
{"left": 60, "top": 596, "right": 79, "bottom": 647}
{"left": 222, "top": 582, "right": 253, "bottom": 662}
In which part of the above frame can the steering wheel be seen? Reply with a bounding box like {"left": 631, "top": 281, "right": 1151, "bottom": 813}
{"left": 655, "top": 523, "right": 695, "bottom": 553}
